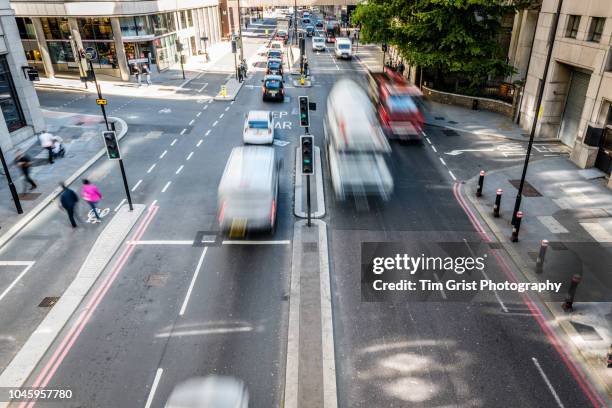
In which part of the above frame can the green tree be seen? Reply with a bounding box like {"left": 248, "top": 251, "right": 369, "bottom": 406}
{"left": 353, "top": 0, "right": 525, "bottom": 89}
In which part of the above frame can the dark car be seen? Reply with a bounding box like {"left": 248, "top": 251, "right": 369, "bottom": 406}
{"left": 266, "top": 58, "right": 283, "bottom": 76}
{"left": 305, "top": 24, "right": 315, "bottom": 37}
{"left": 315, "top": 20, "right": 324, "bottom": 28}
{"left": 262, "top": 75, "right": 284, "bottom": 102}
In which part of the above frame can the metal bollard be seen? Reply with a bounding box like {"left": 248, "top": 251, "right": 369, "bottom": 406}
{"left": 511, "top": 211, "right": 523, "bottom": 242}
{"left": 562, "top": 274, "right": 582, "bottom": 312}
{"left": 476, "top": 170, "right": 485, "bottom": 197}
{"left": 493, "top": 188, "right": 502, "bottom": 218}
{"left": 535, "top": 239, "right": 549, "bottom": 274}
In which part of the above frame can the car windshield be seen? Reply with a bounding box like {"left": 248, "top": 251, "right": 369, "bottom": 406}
{"left": 248, "top": 120, "right": 269, "bottom": 129}
{"left": 268, "top": 61, "right": 281, "bottom": 68}
{"left": 265, "top": 79, "right": 281, "bottom": 89}
{"left": 314, "top": 38, "right": 324, "bottom": 43}
{"left": 268, "top": 51, "right": 281, "bottom": 58}
{"left": 387, "top": 95, "right": 417, "bottom": 113}
{"left": 339, "top": 44, "right": 351, "bottom": 50}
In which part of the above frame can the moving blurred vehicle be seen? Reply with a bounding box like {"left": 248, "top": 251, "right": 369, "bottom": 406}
{"left": 275, "top": 29, "right": 288, "bottom": 44}
{"left": 269, "top": 40, "right": 284, "bottom": 52}
{"left": 165, "top": 376, "right": 248, "bottom": 408}
{"left": 301, "top": 17, "right": 311, "bottom": 26}
{"left": 305, "top": 24, "right": 315, "bottom": 37}
{"left": 324, "top": 79, "right": 393, "bottom": 200}
{"left": 367, "top": 69, "right": 425, "bottom": 141}
{"left": 315, "top": 19, "right": 324, "bottom": 29}
{"left": 267, "top": 49, "right": 282, "bottom": 60}
{"left": 334, "top": 37, "right": 352, "bottom": 59}
{"left": 243, "top": 110, "right": 274, "bottom": 144}
{"left": 266, "top": 58, "right": 283, "bottom": 76}
{"left": 312, "top": 36, "right": 326, "bottom": 52}
{"left": 218, "top": 146, "right": 280, "bottom": 236}
{"left": 261, "top": 74, "right": 284, "bottom": 102}
{"left": 325, "top": 21, "right": 339, "bottom": 43}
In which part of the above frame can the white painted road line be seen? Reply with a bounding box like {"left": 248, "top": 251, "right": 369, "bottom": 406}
{"left": 147, "top": 163, "right": 156, "bottom": 173}
{"left": 222, "top": 240, "right": 291, "bottom": 245}
{"left": 150, "top": 200, "right": 158, "bottom": 207}
{"left": 128, "top": 240, "right": 194, "bottom": 245}
{"left": 448, "top": 170, "right": 457, "bottom": 181}
{"left": 131, "top": 179, "right": 143, "bottom": 192}
{"left": 431, "top": 145, "right": 437, "bottom": 153}
{"left": 205, "top": 130, "right": 211, "bottom": 136}
{"left": 179, "top": 247, "right": 208, "bottom": 316}
{"left": 426, "top": 137, "right": 432, "bottom": 145}
{"left": 0, "top": 261, "right": 35, "bottom": 303}
{"left": 144, "top": 368, "right": 164, "bottom": 408}
{"left": 433, "top": 272, "right": 447, "bottom": 299}
{"left": 198, "top": 83, "right": 208, "bottom": 92}
{"left": 203, "top": 105, "right": 208, "bottom": 110}
{"left": 532, "top": 357, "right": 565, "bottom": 408}
{"left": 176, "top": 165, "right": 184, "bottom": 175}
{"left": 180, "top": 128, "right": 187, "bottom": 135}
{"left": 219, "top": 113, "right": 224, "bottom": 119}
{"left": 439, "top": 157, "right": 447, "bottom": 166}
{"left": 114, "top": 199, "right": 127, "bottom": 212}
{"left": 231, "top": 101, "right": 235, "bottom": 105}
{"left": 189, "top": 119, "right": 195, "bottom": 126}
{"left": 170, "top": 138, "right": 177, "bottom": 146}
{"left": 159, "top": 150, "right": 167, "bottom": 159}
{"left": 196, "top": 112, "right": 201, "bottom": 117}
{"left": 225, "top": 106, "right": 230, "bottom": 111}
{"left": 212, "top": 120, "right": 218, "bottom": 127}
{"left": 186, "top": 152, "right": 194, "bottom": 161}
{"left": 197, "top": 139, "right": 203, "bottom": 147}
{"left": 161, "top": 181, "right": 171, "bottom": 193}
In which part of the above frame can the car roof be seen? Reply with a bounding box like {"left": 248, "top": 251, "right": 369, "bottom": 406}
{"left": 264, "top": 74, "right": 283, "bottom": 80}
{"left": 220, "top": 147, "right": 276, "bottom": 194}
{"left": 268, "top": 58, "right": 282, "bottom": 63}
{"left": 247, "top": 110, "right": 271, "bottom": 121}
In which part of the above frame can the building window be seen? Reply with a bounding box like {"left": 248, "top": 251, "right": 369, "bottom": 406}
{"left": 82, "top": 41, "right": 118, "bottom": 68}
{"left": 47, "top": 41, "right": 75, "bottom": 64}
{"left": 16, "top": 17, "right": 36, "bottom": 40}
{"left": 41, "top": 17, "right": 71, "bottom": 40}
{"left": 0, "top": 55, "right": 26, "bottom": 132}
{"left": 565, "top": 15, "right": 580, "bottom": 39}
{"left": 151, "top": 13, "right": 176, "bottom": 36}
{"left": 187, "top": 10, "right": 194, "bottom": 28}
{"left": 180, "top": 11, "right": 188, "bottom": 29}
{"left": 78, "top": 18, "right": 114, "bottom": 40}
{"left": 22, "top": 41, "right": 42, "bottom": 62}
{"left": 587, "top": 17, "right": 605, "bottom": 42}
{"left": 119, "top": 16, "right": 154, "bottom": 37}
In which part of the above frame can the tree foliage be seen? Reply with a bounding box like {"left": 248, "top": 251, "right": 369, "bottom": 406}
{"left": 352, "top": 0, "right": 526, "bottom": 87}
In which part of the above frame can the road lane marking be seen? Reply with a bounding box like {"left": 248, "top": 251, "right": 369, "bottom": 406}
{"left": 180, "top": 128, "right": 187, "bottom": 135}
{"left": 144, "top": 368, "right": 164, "bottom": 408}
{"left": 231, "top": 101, "right": 235, "bottom": 105}
{"left": 186, "top": 152, "right": 194, "bottom": 161}
{"left": 114, "top": 199, "right": 127, "bottom": 212}
{"left": 161, "top": 181, "right": 171, "bottom": 193}
{"left": 196, "top": 112, "right": 201, "bottom": 117}
{"left": 147, "top": 163, "right": 156, "bottom": 173}
{"left": 159, "top": 150, "right": 167, "bottom": 159}
{"left": 222, "top": 240, "right": 290, "bottom": 245}
{"left": 219, "top": 113, "right": 224, "bottom": 119}
{"left": 532, "top": 358, "right": 565, "bottom": 408}
{"left": 203, "top": 105, "right": 208, "bottom": 110}
{"left": 131, "top": 179, "right": 143, "bottom": 192}
{"left": 156, "top": 327, "right": 252, "bottom": 338}
{"left": 439, "top": 157, "right": 446, "bottom": 166}
{"left": 197, "top": 139, "right": 203, "bottom": 147}
{"left": 189, "top": 119, "right": 195, "bottom": 126}
{"left": 213, "top": 120, "right": 218, "bottom": 127}
{"left": 432, "top": 272, "right": 447, "bottom": 299}
{"left": 179, "top": 247, "right": 208, "bottom": 316}
{"left": 462, "top": 238, "right": 508, "bottom": 312}
{"left": 176, "top": 165, "right": 184, "bottom": 174}
{"left": 128, "top": 240, "right": 194, "bottom": 245}
{"left": 170, "top": 138, "right": 177, "bottom": 146}
{"left": 225, "top": 106, "right": 230, "bottom": 111}
{"left": 198, "top": 83, "right": 208, "bottom": 92}
{"left": 150, "top": 200, "right": 158, "bottom": 207}
{"left": 431, "top": 145, "right": 437, "bottom": 153}
{"left": 448, "top": 170, "right": 457, "bottom": 181}
{"left": 0, "top": 261, "right": 35, "bottom": 303}
{"left": 205, "top": 130, "right": 211, "bottom": 136}
{"left": 425, "top": 137, "right": 432, "bottom": 144}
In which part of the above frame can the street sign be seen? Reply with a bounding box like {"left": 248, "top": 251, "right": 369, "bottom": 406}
{"left": 102, "top": 131, "right": 121, "bottom": 160}
{"left": 84, "top": 47, "right": 97, "bottom": 61}
{"left": 96, "top": 98, "right": 107, "bottom": 105}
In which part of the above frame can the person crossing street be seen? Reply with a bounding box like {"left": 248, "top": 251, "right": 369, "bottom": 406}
{"left": 59, "top": 182, "right": 79, "bottom": 228}
{"left": 81, "top": 179, "right": 103, "bottom": 222}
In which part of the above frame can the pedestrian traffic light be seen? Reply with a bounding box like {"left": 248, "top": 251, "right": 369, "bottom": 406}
{"left": 102, "top": 131, "right": 121, "bottom": 160}
{"left": 299, "top": 96, "right": 309, "bottom": 128}
{"left": 301, "top": 135, "right": 314, "bottom": 175}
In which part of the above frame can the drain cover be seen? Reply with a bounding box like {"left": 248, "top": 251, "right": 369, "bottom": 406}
{"left": 39, "top": 297, "right": 59, "bottom": 307}
{"left": 145, "top": 274, "right": 168, "bottom": 287}
{"left": 447, "top": 120, "right": 458, "bottom": 125}
{"left": 434, "top": 116, "right": 445, "bottom": 120}
{"left": 443, "top": 129, "right": 459, "bottom": 137}
{"left": 509, "top": 180, "right": 542, "bottom": 197}
{"left": 18, "top": 193, "right": 41, "bottom": 201}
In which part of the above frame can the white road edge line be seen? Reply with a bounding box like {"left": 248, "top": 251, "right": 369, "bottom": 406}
{"left": 176, "top": 165, "right": 184, "bottom": 175}
{"left": 197, "top": 139, "right": 203, "bottom": 147}
{"left": 196, "top": 112, "right": 201, "bottom": 117}
{"left": 147, "top": 163, "right": 156, "bottom": 174}
{"left": 225, "top": 106, "right": 230, "bottom": 111}
{"left": 432, "top": 272, "right": 448, "bottom": 299}
{"left": 180, "top": 128, "right": 187, "bottom": 135}
{"left": 128, "top": 240, "right": 194, "bottom": 245}
{"left": 170, "top": 138, "right": 177, "bottom": 146}
{"left": 219, "top": 113, "right": 224, "bottom": 119}
{"left": 431, "top": 145, "right": 438, "bottom": 153}
{"left": 114, "top": 199, "right": 127, "bottom": 212}
{"left": 212, "top": 120, "right": 218, "bottom": 127}
{"left": 205, "top": 130, "right": 211, "bottom": 136}
{"left": 186, "top": 152, "right": 194, "bottom": 161}
{"left": 462, "top": 238, "right": 508, "bottom": 313}
{"left": 150, "top": 200, "right": 158, "bottom": 207}
{"left": 222, "top": 240, "right": 291, "bottom": 245}
{"left": 161, "top": 181, "right": 171, "bottom": 193}
{"left": 144, "top": 368, "right": 164, "bottom": 408}
{"left": 179, "top": 247, "right": 208, "bottom": 316}
{"left": 532, "top": 357, "right": 565, "bottom": 408}
{"left": 448, "top": 170, "right": 457, "bottom": 181}
{"left": 0, "top": 262, "right": 35, "bottom": 303}
{"left": 426, "top": 137, "right": 432, "bottom": 145}
{"left": 439, "top": 157, "right": 446, "bottom": 166}
{"left": 203, "top": 105, "right": 208, "bottom": 110}
{"left": 131, "top": 179, "right": 143, "bottom": 192}
{"left": 230, "top": 101, "right": 235, "bottom": 105}
{"left": 189, "top": 119, "right": 195, "bottom": 126}
{"left": 159, "top": 150, "right": 167, "bottom": 159}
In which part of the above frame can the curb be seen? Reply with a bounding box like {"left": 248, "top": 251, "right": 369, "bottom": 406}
{"left": 423, "top": 121, "right": 560, "bottom": 143}
{"left": 460, "top": 173, "right": 612, "bottom": 400}
{"left": 34, "top": 83, "right": 89, "bottom": 93}
{"left": 213, "top": 79, "right": 245, "bottom": 101}
{"left": 0, "top": 116, "right": 128, "bottom": 251}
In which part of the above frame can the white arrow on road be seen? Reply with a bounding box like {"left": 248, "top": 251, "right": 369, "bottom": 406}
{"left": 158, "top": 108, "right": 172, "bottom": 114}
{"left": 445, "top": 148, "right": 496, "bottom": 156}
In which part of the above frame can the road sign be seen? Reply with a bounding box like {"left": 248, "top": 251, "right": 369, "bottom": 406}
{"left": 96, "top": 98, "right": 107, "bottom": 105}
{"left": 84, "top": 47, "right": 97, "bottom": 60}
{"left": 102, "top": 131, "right": 121, "bottom": 160}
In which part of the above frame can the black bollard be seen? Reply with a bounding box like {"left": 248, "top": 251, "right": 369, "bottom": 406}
{"left": 535, "top": 239, "right": 549, "bottom": 274}
{"left": 511, "top": 211, "right": 523, "bottom": 242}
{"left": 476, "top": 170, "right": 485, "bottom": 197}
{"left": 493, "top": 188, "right": 502, "bottom": 218}
{"left": 562, "top": 274, "right": 582, "bottom": 312}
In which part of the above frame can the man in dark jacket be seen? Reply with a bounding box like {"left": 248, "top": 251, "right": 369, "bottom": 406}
{"left": 59, "top": 182, "right": 79, "bottom": 228}
{"left": 14, "top": 149, "right": 37, "bottom": 192}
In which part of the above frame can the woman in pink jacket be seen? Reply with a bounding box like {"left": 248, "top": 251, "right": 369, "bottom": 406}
{"left": 81, "top": 179, "right": 103, "bottom": 221}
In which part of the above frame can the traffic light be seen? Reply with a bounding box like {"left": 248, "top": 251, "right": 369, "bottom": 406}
{"left": 382, "top": 43, "right": 388, "bottom": 52}
{"left": 300, "top": 135, "right": 314, "bottom": 175}
{"left": 299, "top": 96, "right": 309, "bottom": 127}
{"left": 103, "top": 131, "right": 121, "bottom": 160}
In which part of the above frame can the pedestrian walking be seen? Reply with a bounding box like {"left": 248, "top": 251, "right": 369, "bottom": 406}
{"left": 81, "top": 179, "right": 103, "bottom": 222}
{"left": 142, "top": 63, "right": 152, "bottom": 85}
{"left": 238, "top": 66, "right": 244, "bottom": 82}
{"left": 14, "top": 149, "right": 37, "bottom": 193}
{"left": 39, "top": 130, "right": 59, "bottom": 164}
{"left": 303, "top": 57, "right": 309, "bottom": 77}
{"left": 132, "top": 63, "right": 141, "bottom": 86}
{"left": 59, "top": 182, "right": 79, "bottom": 228}
{"left": 397, "top": 61, "right": 405, "bottom": 76}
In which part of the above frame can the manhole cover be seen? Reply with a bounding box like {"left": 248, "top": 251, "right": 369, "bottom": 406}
{"left": 443, "top": 129, "right": 459, "bottom": 137}
{"left": 487, "top": 242, "right": 503, "bottom": 250}
{"left": 549, "top": 241, "right": 568, "bottom": 250}
{"left": 570, "top": 321, "right": 603, "bottom": 341}
{"left": 145, "top": 274, "right": 168, "bottom": 287}
{"left": 434, "top": 116, "right": 445, "bottom": 120}
{"left": 447, "top": 120, "right": 458, "bottom": 125}
{"left": 508, "top": 180, "right": 542, "bottom": 197}
{"left": 39, "top": 297, "right": 59, "bottom": 307}
{"left": 18, "top": 192, "right": 41, "bottom": 200}
{"left": 303, "top": 242, "right": 318, "bottom": 252}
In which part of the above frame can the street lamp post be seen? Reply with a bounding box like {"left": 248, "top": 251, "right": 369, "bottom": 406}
{"left": 0, "top": 146, "right": 22, "bottom": 214}
{"left": 511, "top": 0, "right": 564, "bottom": 226}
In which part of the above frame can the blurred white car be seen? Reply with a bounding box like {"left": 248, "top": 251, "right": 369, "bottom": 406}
{"left": 243, "top": 110, "right": 274, "bottom": 144}
{"left": 312, "top": 36, "right": 326, "bottom": 52}
{"left": 164, "top": 376, "right": 248, "bottom": 408}
{"left": 269, "top": 40, "right": 284, "bottom": 52}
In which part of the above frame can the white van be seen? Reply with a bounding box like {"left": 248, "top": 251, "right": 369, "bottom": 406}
{"left": 334, "top": 37, "right": 352, "bottom": 59}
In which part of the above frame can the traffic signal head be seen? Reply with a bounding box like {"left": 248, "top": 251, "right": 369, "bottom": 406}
{"left": 299, "top": 96, "right": 309, "bottom": 127}
{"left": 103, "top": 131, "right": 121, "bottom": 160}
{"left": 300, "top": 135, "right": 314, "bottom": 175}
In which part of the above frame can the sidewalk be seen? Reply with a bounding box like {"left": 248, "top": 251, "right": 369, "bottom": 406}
{"left": 0, "top": 110, "right": 127, "bottom": 249}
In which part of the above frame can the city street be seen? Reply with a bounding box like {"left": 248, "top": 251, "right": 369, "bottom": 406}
{"left": 0, "top": 11, "right": 610, "bottom": 408}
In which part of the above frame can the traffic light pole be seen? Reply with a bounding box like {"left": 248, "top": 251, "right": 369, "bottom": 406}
{"left": 0, "top": 145, "right": 23, "bottom": 214}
